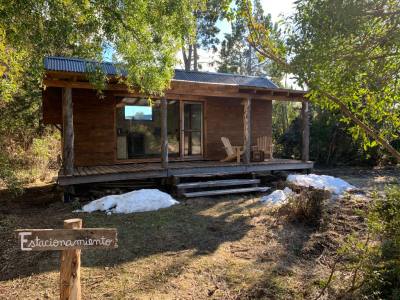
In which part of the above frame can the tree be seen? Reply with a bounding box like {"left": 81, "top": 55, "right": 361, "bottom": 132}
{"left": 238, "top": 0, "right": 400, "bottom": 161}
{"left": 0, "top": 0, "right": 202, "bottom": 190}
{"left": 218, "top": 0, "right": 281, "bottom": 76}
{"left": 181, "top": 0, "right": 230, "bottom": 71}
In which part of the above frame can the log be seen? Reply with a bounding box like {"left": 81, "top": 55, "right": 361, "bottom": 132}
{"left": 301, "top": 101, "right": 310, "bottom": 162}
{"left": 243, "top": 97, "right": 252, "bottom": 164}
{"left": 161, "top": 98, "right": 168, "bottom": 168}
{"left": 62, "top": 87, "right": 74, "bottom": 175}
{"left": 60, "top": 219, "right": 82, "bottom": 300}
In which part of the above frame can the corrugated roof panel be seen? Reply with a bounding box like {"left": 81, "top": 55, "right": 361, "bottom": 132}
{"left": 44, "top": 56, "right": 278, "bottom": 89}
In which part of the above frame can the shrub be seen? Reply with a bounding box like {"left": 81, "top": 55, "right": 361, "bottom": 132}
{"left": 362, "top": 186, "right": 400, "bottom": 299}
{"left": 280, "top": 187, "right": 331, "bottom": 227}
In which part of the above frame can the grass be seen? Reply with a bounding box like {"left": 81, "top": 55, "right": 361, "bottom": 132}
{"left": 2, "top": 166, "right": 398, "bottom": 299}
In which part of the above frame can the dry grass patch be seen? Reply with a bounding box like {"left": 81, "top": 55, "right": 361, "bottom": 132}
{"left": 0, "top": 182, "right": 373, "bottom": 299}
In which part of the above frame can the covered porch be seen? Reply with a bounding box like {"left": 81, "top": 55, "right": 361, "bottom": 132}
{"left": 43, "top": 57, "right": 312, "bottom": 188}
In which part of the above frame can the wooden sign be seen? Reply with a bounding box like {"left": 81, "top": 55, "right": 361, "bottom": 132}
{"left": 17, "top": 228, "right": 117, "bottom": 251}
{"left": 16, "top": 218, "right": 117, "bottom": 300}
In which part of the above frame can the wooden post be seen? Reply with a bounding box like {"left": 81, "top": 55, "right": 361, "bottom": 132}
{"left": 243, "top": 97, "right": 252, "bottom": 164}
{"left": 161, "top": 98, "right": 168, "bottom": 168}
{"left": 60, "top": 218, "right": 82, "bottom": 300}
{"left": 301, "top": 101, "right": 310, "bottom": 162}
{"left": 62, "top": 87, "right": 74, "bottom": 175}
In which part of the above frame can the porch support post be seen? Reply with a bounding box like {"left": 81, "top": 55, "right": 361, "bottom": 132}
{"left": 161, "top": 97, "right": 168, "bottom": 168}
{"left": 243, "top": 96, "right": 252, "bottom": 164}
{"left": 301, "top": 100, "right": 310, "bottom": 162}
{"left": 62, "top": 87, "right": 74, "bottom": 175}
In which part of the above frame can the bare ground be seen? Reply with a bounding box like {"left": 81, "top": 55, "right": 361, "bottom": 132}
{"left": 0, "top": 167, "right": 398, "bottom": 299}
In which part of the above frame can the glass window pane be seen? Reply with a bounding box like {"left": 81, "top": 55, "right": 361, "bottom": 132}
{"left": 184, "top": 131, "right": 201, "bottom": 156}
{"left": 116, "top": 98, "right": 180, "bottom": 159}
{"left": 125, "top": 106, "right": 152, "bottom": 121}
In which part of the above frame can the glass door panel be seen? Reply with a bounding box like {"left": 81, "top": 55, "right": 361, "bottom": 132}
{"left": 183, "top": 102, "right": 203, "bottom": 157}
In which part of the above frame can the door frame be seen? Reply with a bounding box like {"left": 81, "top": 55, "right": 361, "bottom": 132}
{"left": 180, "top": 100, "right": 204, "bottom": 159}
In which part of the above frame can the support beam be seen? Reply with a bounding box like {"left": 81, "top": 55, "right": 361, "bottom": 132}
{"left": 301, "top": 101, "right": 310, "bottom": 162}
{"left": 243, "top": 97, "right": 252, "bottom": 164}
{"left": 62, "top": 87, "right": 74, "bottom": 175}
{"left": 161, "top": 98, "right": 168, "bottom": 168}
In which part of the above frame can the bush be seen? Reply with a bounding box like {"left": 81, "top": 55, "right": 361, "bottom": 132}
{"left": 279, "top": 187, "right": 331, "bottom": 227}
{"left": 362, "top": 186, "right": 400, "bottom": 299}
{"left": 317, "top": 186, "right": 400, "bottom": 299}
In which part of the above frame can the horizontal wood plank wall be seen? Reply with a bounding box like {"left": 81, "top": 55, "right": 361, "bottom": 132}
{"left": 43, "top": 88, "right": 272, "bottom": 166}
{"left": 42, "top": 87, "right": 62, "bottom": 124}
{"left": 251, "top": 99, "right": 272, "bottom": 144}
{"left": 73, "top": 89, "right": 116, "bottom": 166}
{"left": 205, "top": 98, "right": 272, "bottom": 160}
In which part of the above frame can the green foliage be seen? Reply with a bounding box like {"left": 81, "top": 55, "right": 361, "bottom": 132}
{"left": 0, "top": 152, "right": 22, "bottom": 194}
{"left": 1, "top": 0, "right": 202, "bottom": 95}
{"left": 218, "top": 0, "right": 282, "bottom": 77}
{"left": 181, "top": 0, "right": 229, "bottom": 71}
{"left": 0, "top": 0, "right": 202, "bottom": 191}
{"left": 364, "top": 186, "right": 400, "bottom": 298}
{"left": 237, "top": 0, "right": 400, "bottom": 160}
{"left": 274, "top": 103, "right": 398, "bottom": 166}
{"left": 318, "top": 186, "right": 400, "bottom": 298}
{"left": 288, "top": 0, "right": 400, "bottom": 154}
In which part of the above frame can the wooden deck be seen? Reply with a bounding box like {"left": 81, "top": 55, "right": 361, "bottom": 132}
{"left": 58, "top": 159, "right": 314, "bottom": 186}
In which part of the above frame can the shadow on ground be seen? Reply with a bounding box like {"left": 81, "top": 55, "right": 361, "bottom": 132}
{"left": 0, "top": 185, "right": 259, "bottom": 281}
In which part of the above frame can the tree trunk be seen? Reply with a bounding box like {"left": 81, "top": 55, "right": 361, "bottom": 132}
{"left": 193, "top": 44, "right": 198, "bottom": 71}
{"left": 161, "top": 98, "right": 168, "bottom": 168}
{"left": 62, "top": 87, "right": 74, "bottom": 176}
{"left": 243, "top": 97, "right": 252, "bottom": 164}
{"left": 301, "top": 101, "right": 310, "bottom": 162}
{"left": 182, "top": 44, "right": 192, "bottom": 71}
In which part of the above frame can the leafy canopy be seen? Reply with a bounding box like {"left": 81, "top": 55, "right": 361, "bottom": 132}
{"left": 0, "top": 0, "right": 202, "bottom": 98}
{"left": 0, "top": 0, "right": 202, "bottom": 190}
{"left": 238, "top": 0, "right": 400, "bottom": 160}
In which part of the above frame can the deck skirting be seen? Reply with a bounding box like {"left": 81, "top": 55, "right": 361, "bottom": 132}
{"left": 58, "top": 159, "right": 314, "bottom": 186}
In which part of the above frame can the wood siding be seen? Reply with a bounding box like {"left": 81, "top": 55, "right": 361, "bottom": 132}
{"left": 73, "top": 90, "right": 116, "bottom": 166}
{"left": 205, "top": 98, "right": 272, "bottom": 160}
{"left": 42, "top": 89, "right": 272, "bottom": 166}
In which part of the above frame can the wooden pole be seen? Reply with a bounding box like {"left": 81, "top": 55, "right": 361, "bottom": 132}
{"left": 62, "top": 87, "right": 74, "bottom": 176}
{"left": 243, "top": 97, "right": 252, "bottom": 164}
{"left": 301, "top": 101, "right": 310, "bottom": 162}
{"left": 161, "top": 98, "right": 168, "bottom": 168}
{"left": 60, "top": 219, "right": 82, "bottom": 300}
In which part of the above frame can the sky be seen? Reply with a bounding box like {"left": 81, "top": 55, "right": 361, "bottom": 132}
{"left": 177, "top": 0, "right": 296, "bottom": 71}
{"left": 104, "top": 1, "right": 296, "bottom": 74}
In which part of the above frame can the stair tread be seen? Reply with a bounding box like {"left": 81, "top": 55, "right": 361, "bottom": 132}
{"left": 183, "top": 186, "right": 270, "bottom": 198}
{"left": 177, "top": 179, "right": 260, "bottom": 189}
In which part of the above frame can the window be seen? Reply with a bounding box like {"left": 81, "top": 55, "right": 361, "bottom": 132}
{"left": 124, "top": 106, "right": 153, "bottom": 121}
{"left": 116, "top": 98, "right": 180, "bottom": 160}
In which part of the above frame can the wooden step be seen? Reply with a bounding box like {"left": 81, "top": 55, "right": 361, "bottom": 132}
{"left": 182, "top": 186, "right": 270, "bottom": 198}
{"left": 176, "top": 179, "right": 260, "bottom": 190}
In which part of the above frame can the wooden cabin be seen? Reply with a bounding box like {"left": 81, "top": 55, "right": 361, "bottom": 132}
{"left": 42, "top": 56, "right": 312, "bottom": 193}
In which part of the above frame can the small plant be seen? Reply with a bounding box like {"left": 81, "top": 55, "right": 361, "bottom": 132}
{"left": 315, "top": 185, "right": 400, "bottom": 299}
{"left": 280, "top": 187, "right": 331, "bottom": 227}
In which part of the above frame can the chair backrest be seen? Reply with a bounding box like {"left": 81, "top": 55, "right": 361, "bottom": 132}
{"left": 257, "top": 136, "right": 272, "bottom": 154}
{"left": 221, "top": 137, "right": 234, "bottom": 156}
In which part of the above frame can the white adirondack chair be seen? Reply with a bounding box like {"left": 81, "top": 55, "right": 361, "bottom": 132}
{"left": 221, "top": 137, "right": 244, "bottom": 162}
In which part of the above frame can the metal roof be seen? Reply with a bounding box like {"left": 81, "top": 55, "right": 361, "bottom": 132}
{"left": 44, "top": 56, "right": 278, "bottom": 89}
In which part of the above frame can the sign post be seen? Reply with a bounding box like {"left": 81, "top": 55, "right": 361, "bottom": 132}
{"left": 60, "top": 218, "right": 82, "bottom": 300}
{"left": 16, "top": 218, "right": 117, "bottom": 300}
